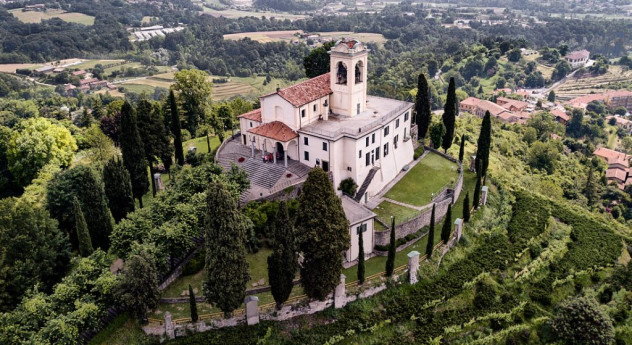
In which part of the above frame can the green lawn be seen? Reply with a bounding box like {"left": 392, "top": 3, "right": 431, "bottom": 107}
{"left": 384, "top": 152, "right": 459, "bottom": 207}
{"left": 183, "top": 135, "right": 221, "bottom": 155}
{"left": 161, "top": 248, "right": 273, "bottom": 298}
{"left": 372, "top": 200, "right": 419, "bottom": 225}
{"left": 88, "top": 314, "right": 149, "bottom": 345}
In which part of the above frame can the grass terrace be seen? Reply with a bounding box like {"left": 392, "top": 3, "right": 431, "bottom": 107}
{"left": 9, "top": 8, "right": 95, "bottom": 25}
{"left": 372, "top": 201, "right": 419, "bottom": 227}
{"left": 384, "top": 152, "right": 459, "bottom": 207}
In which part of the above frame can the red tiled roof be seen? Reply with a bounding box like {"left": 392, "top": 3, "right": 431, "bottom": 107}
{"left": 606, "top": 167, "right": 628, "bottom": 183}
{"left": 478, "top": 100, "right": 509, "bottom": 117}
{"left": 460, "top": 97, "right": 481, "bottom": 107}
{"left": 551, "top": 109, "right": 570, "bottom": 121}
{"left": 248, "top": 121, "right": 298, "bottom": 142}
{"left": 79, "top": 78, "right": 98, "bottom": 86}
{"left": 270, "top": 74, "right": 332, "bottom": 108}
{"left": 594, "top": 147, "right": 631, "bottom": 167}
{"left": 238, "top": 108, "right": 262, "bottom": 122}
{"left": 566, "top": 50, "right": 590, "bottom": 60}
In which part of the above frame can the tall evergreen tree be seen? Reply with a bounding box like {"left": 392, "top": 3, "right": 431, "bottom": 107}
{"left": 357, "top": 226, "right": 365, "bottom": 285}
{"left": 295, "top": 168, "right": 349, "bottom": 300}
{"left": 426, "top": 204, "right": 436, "bottom": 258}
{"left": 46, "top": 165, "right": 113, "bottom": 250}
{"left": 459, "top": 135, "right": 466, "bottom": 162}
{"left": 442, "top": 77, "right": 456, "bottom": 152}
{"left": 203, "top": 181, "right": 250, "bottom": 315}
{"left": 385, "top": 217, "right": 396, "bottom": 277}
{"left": 137, "top": 100, "right": 173, "bottom": 196}
{"left": 73, "top": 197, "right": 93, "bottom": 257}
{"left": 114, "top": 250, "right": 160, "bottom": 320}
{"left": 463, "top": 192, "right": 471, "bottom": 222}
{"left": 189, "top": 284, "right": 198, "bottom": 322}
{"left": 119, "top": 101, "right": 149, "bottom": 208}
{"left": 548, "top": 90, "right": 556, "bottom": 102}
{"left": 103, "top": 158, "right": 135, "bottom": 223}
{"left": 473, "top": 174, "right": 482, "bottom": 210}
{"left": 267, "top": 201, "right": 297, "bottom": 309}
{"left": 168, "top": 90, "right": 185, "bottom": 166}
{"left": 441, "top": 204, "right": 452, "bottom": 243}
{"left": 415, "top": 73, "right": 431, "bottom": 139}
{"left": 476, "top": 111, "right": 492, "bottom": 178}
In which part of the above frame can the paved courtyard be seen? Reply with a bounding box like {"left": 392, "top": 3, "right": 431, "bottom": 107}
{"left": 216, "top": 136, "right": 312, "bottom": 202}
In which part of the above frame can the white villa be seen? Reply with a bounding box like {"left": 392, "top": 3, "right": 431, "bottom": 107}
{"left": 235, "top": 39, "right": 416, "bottom": 262}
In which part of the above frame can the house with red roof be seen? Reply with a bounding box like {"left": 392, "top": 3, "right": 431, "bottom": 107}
{"left": 594, "top": 147, "right": 632, "bottom": 189}
{"left": 565, "top": 50, "right": 590, "bottom": 69}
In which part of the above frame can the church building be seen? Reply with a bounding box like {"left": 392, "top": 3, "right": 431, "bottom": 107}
{"left": 238, "top": 39, "right": 415, "bottom": 203}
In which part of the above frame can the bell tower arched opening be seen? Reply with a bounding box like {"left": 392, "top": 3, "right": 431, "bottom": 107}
{"left": 336, "top": 62, "right": 347, "bottom": 85}
{"left": 355, "top": 61, "right": 363, "bottom": 84}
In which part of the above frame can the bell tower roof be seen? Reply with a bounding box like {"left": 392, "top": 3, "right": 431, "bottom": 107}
{"left": 329, "top": 38, "right": 368, "bottom": 55}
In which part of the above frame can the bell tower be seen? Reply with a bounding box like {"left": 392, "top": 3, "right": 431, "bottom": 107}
{"left": 329, "top": 39, "right": 368, "bottom": 117}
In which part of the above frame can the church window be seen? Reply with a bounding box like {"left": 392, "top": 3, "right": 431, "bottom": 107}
{"left": 384, "top": 126, "right": 389, "bottom": 136}
{"left": 384, "top": 143, "right": 389, "bottom": 157}
{"left": 396, "top": 118, "right": 400, "bottom": 128}
{"left": 313, "top": 104, "right": 317, "bottom": 112}
{"left": 304, "top": 151, "right": 310, "bottom": 161}
{"left": 372, "top": 133, "right": 375, "bottom": 144}
{"left": 301, "top": 109, "right": 306, "bottom": 118}
{"left": 304, "top": 137, "right": 309, "bottom": 145}
{"left": 365, "top": 152, "right": 370, "bottom": 166}
{"left": 376, "top": 147, "right": 380, "bottom": 160}
{"left": 365, "top": 137, "right": 369, "bottom": 147}
{"left": 355, "top": 62, "right": 363, "bottom": 84}
{"left": 249, "top": 121, "right": 253, "bottom": 128}
{"left": 356, "top": 223, "right": 367, "bottom": 234}
{"left": 404, "top": 111, "right": 409, "bottom": 121}
{"left": 359, "top": 150, "right": 362, "bottom": 158}
{"left": 323, "top": 142, "right": 328, "bottom": 151}
{"left": 394, "top": 135, "right": 399, "bottom": 149}
{"left": 336, "top": 62, "right": 347, "bottom": 85}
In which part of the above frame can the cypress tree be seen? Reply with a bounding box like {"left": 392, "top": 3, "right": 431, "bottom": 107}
{"left": 385, "top": 217, "right": 396, "bottom": 277}
{"left": 415, "top": 73, "right": 431, "bottom": 139}
{"left": 189, "top": 284, "right": 198, "bottom": 322}
{"left": 203, "top": 181, "right": 250, "bottom": 316}
{"left": 103, "top": 158, "right": 135, "bottom": 223}
{"left": 120, "top": 101, "right": 149, "bottom": 208}
{"left": 295, "top": 168, "right": 349, "bottom": 300}
{"left": 459, "top": 135, "right": 466, "bottom": 162}
{"left": 473, "top": 174, "right": 482, "bottom": 210}
{"left": 137, "top": 100, "right": 173, "bottom": 196}
{"left": 463, "top": 192, "right": 471, "bottom": 222}
{"left": 357, "top": 226, "right": 365, "bottom": 285}
{"left": 169, "top": 90, "right": 185, "bottom": 166}
{"left": 476, "top": 111, "right": 492, "bottom": 178}
{"left": 426, "top": 204, "right": 436, "bottom": 258}
{"left": 73, "top": 196, "right": 93, "bottom": 257}
{"left": 441, "top": 204, "right": 452, "bottom": 243}
{"left": 267, "top": 201, "right": 297, "bottom": 309}
{"left": 442, "top": 77, "right": 456, "bottom": 152}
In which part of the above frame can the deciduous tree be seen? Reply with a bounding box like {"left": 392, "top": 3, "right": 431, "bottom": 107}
{"left": 114, "top": 250, "right": 160, "bottom": 320}
{"left": 295, "top": 168, "right": 349, "bottom": 300}
{"left": 551, "top": 296, "right": 614, "bottom": 345}
{"left": 303, "top": 41, "right": 335, "bottom": 78}
{"left": 172, "top": 69, "right": 213, "bottom": 135}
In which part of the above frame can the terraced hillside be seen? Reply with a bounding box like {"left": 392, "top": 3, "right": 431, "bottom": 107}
{"left": 552, "top": 65, "right": 632, "bottom": 101}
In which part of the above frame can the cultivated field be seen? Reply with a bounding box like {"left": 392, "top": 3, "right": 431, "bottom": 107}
{"left": 202, "top": 7, "right": 307, "bottom": 20}
{"left": 552, "top": 65, "right": 632, "bottom": 100}
{"left": 9, "top": 8, "right": 95, "bottom": 25}
{"left": 316, "top": 31, "right": 388, "bottom": 44}
{"left": 0, "top": 64, "right": 40, "bottom": 73}
{"left": 72, "top": 59, "right": 126, "bottom": 70}
{"left": 223, "top": 30, "right": 303, "bottom": 43}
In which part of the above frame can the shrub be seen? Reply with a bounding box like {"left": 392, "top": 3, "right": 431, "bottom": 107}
{"left": 413, "top": 147, "right": 425, "bottom": 160}
{"left": 473, "top": 280, "right": 496, "bottom": 310}
{"left": 338, "top": 177, "right": 358, "bottom": 197}
{"left": 182, "top": 249, "right": 206, "bottom": 276}
{"left": 551, "top": 296, "right": 614, "bottom": 345}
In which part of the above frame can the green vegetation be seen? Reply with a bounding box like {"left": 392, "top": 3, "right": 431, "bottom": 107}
{"left": 372, "top": 201, "right": 418, "bottom": 225}
{"left": 9, "top": 8, "right": 95, "bottom": 25}
{"left": 384, "top": 152, "right": 458, "bottom": 207}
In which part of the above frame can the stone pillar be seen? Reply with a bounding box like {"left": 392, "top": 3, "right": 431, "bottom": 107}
{"left": 273, "top": 144, "right": 277, "bottom": 164}
{"left": 454, "top": 218, "right": 463, "bottom": 242}
{"left": 481, "top": 186, "right": 489, "bottom": 206}
{"left": 284, "top": 150, "right": 288, "bottom": 168}
{"left": 164, "top": 311, "right": 175, "bottom": 340}
{"left": 153, "top": 173, "right": 164, "bottom": 192}
{"left": 407, "top": 251, "right": 420, "bottom": 285}
{"left": 469, "top": 155, "right": 477, "bottom": 172}
{"left": 244, "top": 296, "right": 259, "bottom": 325}
{"left": 251, "top": 140, "right": 255, "bottom": 158}
{"left": 334, "top": 274, "right": 346, "bottom": 309}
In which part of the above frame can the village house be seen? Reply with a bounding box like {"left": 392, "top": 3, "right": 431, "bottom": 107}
{"left": 594, "top": 147, "right": 632, "bottom": 189}
{"left": 565, "top": 50, "right": 590, "bottom": 69}
{"left": 568, "top": 90, "right": 632, "bottom": 111}
{"left": 607, "top": 115, "right": 632, "bottom": 130}
{"left": 551, "top": 109, "right": 570, "bottom": 125}
{"left": 496, "top": 97, "right": 528, "bottom": 112}
{"left": 236, "top": 39, "right": 416, "bottom": 262}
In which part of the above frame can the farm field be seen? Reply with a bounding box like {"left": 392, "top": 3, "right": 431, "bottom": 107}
{"left": 72, "top": 59, "right": 126, "bottom": 70}
{"left": 0, "top": 64, "right": 40, "bottom": 73}
{"left": 9, "top": 8, "right": 95, "bottom": 25}
{"left": 202, "top": 7, "right": 307, "bottom": 20}
{"left": 118, "top": 73, "right": 296, "bottom": 100}
{"left": 552, "top": 65, "right": 632, "bottom": 100}
{"left": 316, "top": 31, "right": 388, "bottom": 45}
{"left": 223, "top": 30, "right": 303, "bottom": 43}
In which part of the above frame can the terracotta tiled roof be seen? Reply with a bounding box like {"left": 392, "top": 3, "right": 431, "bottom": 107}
{"left": 606, "top": 167, "right": 628, "bottom": 183}
{"left": 497, "top": 97, "right": 528, "bottom": 111}
{"left": 248, "top": 121, "right": 298, "bottom": 142}
{"left": 566, "top": 50, "right": 590, "bottom": 60}
{"left": 460, "top": 97, "right": 481, "bottom": 107}
{"left": 238, "top": 108, "right": 262, "bottom": 122}
{"left": 594, "top": 147, "right": 631, "bottom": 167}
{"left": 271, "top": 74, "right": 332, "bottom": 108}
{"left": 478, "top": 100, "right": 509, "bottom": 117}
{"left": 551, "top": 109, "right": 569, "bottom": 121}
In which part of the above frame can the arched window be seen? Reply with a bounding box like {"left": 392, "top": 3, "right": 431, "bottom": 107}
{"left": 355, "top": 61, "right": 363, "bottom": 84}
{"left": 336, "top": 62, "right": 347, "bottom": 85}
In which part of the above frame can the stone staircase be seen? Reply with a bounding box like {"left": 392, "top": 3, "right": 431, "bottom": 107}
{"left": 354, "top": 166, "right": 380, "bottom": 202}
{"left": 242, "top": 159, "right": 287, "bottom": 189}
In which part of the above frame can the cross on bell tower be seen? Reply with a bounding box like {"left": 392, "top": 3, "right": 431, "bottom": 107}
{"left": 329, "top": 38, "right": 369, "bottom": 117}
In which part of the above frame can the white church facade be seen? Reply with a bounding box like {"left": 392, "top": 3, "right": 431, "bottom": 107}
{"left": 236, "top": 39, "right": 416, "bottom": 262}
